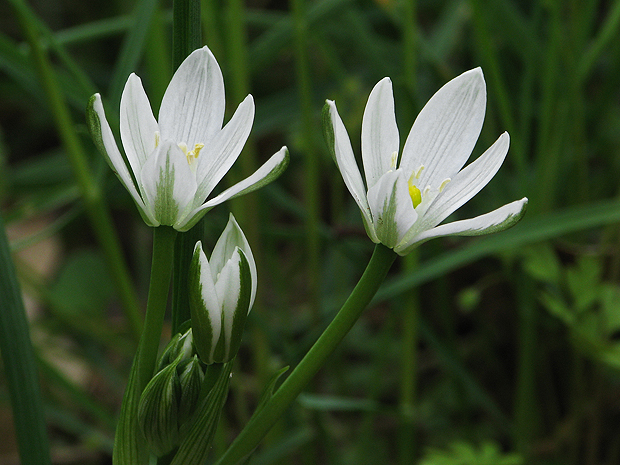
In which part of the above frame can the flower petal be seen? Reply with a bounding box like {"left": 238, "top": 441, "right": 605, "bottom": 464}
{"left": 213, "top": 248, "right": 247, "bottom": 362}
{"left": 400, "top": 68, "right": 487, "bottom": 188}
{"left": 211, "top": 214, "right": 257, "bottom": 309}
{"left": 159, "top": 46, "right": 225, "bottom": 148}
{"left": 367, "top": 170, "right": 417, "bottom": 248}
{"left": 188, "top": 241, "right": 222, "bottom": 363}
{"left": 323, "top": 101, "right": 377, "bottom": 242}
{"left": 193, "top": 95, "right": 254, "bottom": 206}
{"left": 395, "top": 198, "right": 528, "bottom": 255}
{"left": 361, "top": 78, "right": 399, "bottom": 189}
{"left": 87, "top": 94, "right": 156, "bottom": 225}
{"left": 420, "top": 132, "right": 510, "bottom": 231}
{"left": 180, "top": 146, "right": 289, "bottom": 231}
{"left": 140, "top": 140, "right": 197, "bottom": 227}
{"left": 120, "top": 74, "right": 159, "bottom": 175}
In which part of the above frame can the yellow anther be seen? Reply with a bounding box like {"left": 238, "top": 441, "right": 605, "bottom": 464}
{"left": 154, "top": 132, "right": 160, "bottom": 148}
{"left": 439, "top": 178, "right": 451, "bottom": 192}
{"left": 193, "top": 143, "right": 204, "bottom": 159}
{"left": 409, "top": 184, "right": 422, "bottom": 208}
{"left": 179, "top": 142, "right": 204, "bottom": 166}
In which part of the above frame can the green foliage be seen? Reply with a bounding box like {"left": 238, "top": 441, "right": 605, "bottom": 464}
{"left": 420, "top": 441, "right": 522, "bottom": 465}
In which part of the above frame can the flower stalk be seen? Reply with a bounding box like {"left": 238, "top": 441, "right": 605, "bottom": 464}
{"left": 214, "top": 244, "right": 397, "bottom": 465}
{"left": 113, "top": 226, "right": 177, "bottom": 465}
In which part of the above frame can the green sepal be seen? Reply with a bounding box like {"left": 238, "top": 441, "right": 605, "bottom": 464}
{"left": 224, "top": 248, "right": 252, "bottom": 362}
{"left": 112, "top": 355, "right": 150, "bottom": 465}
{"left": 188, "top": 243, "right": 214, "bottom": 363}
{"left": 170, "top": 361, "right": 234, "bottom": 465}
{"left": 178, "top": 356, "right": 205, "bottom": 430}
{"left": 322, "top": 102, "right": 337, "bottom": 163}
{"left": 86, "top": 95, "right": 107, "bottom": 160}
{"left": 137, "top": 361, "right": 181, "bottom": 457}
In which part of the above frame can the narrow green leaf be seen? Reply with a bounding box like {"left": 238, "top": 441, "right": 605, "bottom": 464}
{"left": 0, "top": 213, "right": 51, "bottom": 465}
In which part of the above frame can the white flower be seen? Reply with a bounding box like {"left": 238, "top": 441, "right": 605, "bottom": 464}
{"left": 324, "top": 68, "right": 527, "bottom": 255}
{"left": 188, "top": 214, "right": 256, "bottom": 364}
{"left": 87, "top": 46, "right": 288, "bottom": 231}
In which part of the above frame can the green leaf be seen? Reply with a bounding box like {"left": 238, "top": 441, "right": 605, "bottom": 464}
{"left": 521, "top": 244, "right": 562, "bottom": 284}
{"left": 0, "top": 214, "right": 52, "bottom": 465}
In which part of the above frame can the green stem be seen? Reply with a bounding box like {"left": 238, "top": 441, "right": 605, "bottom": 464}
{"left": 214, "top": 244, "right": 397, "bottom": 465}
{"left": 8, "top": 0, "right": 143, "bottom": 339}
{"left": 136, "top": 226, "right": 178, "bottom": 388}
{"left": 0, "top": 214, "right": 51, "bottom": 465}
{"left": 173, "top": 0, "right": 202, "bottom": 70}
{"left": 113, "top": 226, "right": 177, "bottom": 465}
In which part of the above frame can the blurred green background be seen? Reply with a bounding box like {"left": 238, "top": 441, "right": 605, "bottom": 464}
{"left": 2, "top": 0, "right": 620, "bottom": 464}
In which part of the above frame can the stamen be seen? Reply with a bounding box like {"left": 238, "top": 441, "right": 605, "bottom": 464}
{"left": 154, "top": 131, "right": 160, "bottom": 148}
{"left": 409, "top": 184, "right": 422, "bottom": 208}
{"left": 439, "top": 178, "right": 451, "bottom": 192}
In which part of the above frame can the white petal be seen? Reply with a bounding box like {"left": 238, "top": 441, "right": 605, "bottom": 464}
{"left": 194, "top": 242, "right": 222, "bottom": 359}
{"left": 361, "top": 78, "right": 399, "bottom": 188}
{"left": 211, "top": 214, "right": 257, "bottom": 309}
{"left": 89, "top": 94, "right": 156, "bottom": 225}
{"left": 420, "top": 132, "right": 510, "bottom": 231}
{"left": 400, "top": 68, "right": 487, "bottom": 188}
{"left": 120, "top": 74, "right": 159, "bottom": 175}
{"left": 324, "top": 101, "right": 377, "bottom": 242}
{"left": 180, "top": 147, "right": 289, "bottom": 230}
{"left": 367, "top": 170, "right": 417, "bottom": 248}
{"left": 214, "top": 249, "right": 243, "bottom": 357}
{"left": 193, "top": 95, "right": 254, "bottom": 206}
{"left": 140, "top": 140, "right": 197, "bottom": 227}
{"left": 395, "top": 198, "right": 528, "bottom": 255}
{"left": 158, "top": 46, "right": 225, "bottom": 147}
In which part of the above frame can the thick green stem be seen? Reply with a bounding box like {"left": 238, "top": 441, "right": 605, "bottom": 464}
{"left": 136, "top": 226, "right": 178, "bottom": 388}
{"left": 0, "top": 214, "right": 51, "bottom": 465}
{"left": 214, "top": 244, "right": 397, "bottom": 465}
{"left": 8, "top": 0, "right": 143, "bottom": 339}
{"left": 114, "top": 226, "right": 176, "bottom": 465}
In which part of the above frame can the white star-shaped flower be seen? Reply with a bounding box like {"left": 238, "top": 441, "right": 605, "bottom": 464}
{"left": 88, "top": 46, "right": 288, "bottom": 231}
{"left": 324, "top": 68, "right": 527, "bottom": 255}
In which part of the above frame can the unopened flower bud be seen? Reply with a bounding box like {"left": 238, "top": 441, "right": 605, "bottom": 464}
{"left": 188, "top": 214, "right": 256, "bottom": 364}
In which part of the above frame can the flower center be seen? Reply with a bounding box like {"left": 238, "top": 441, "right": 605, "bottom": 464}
{"left": 407, "top": 165, "right": 425, "bottom": 208}
{"left": 407, "top": 164, "right": 451, "bottom": 210}
{"left": 409, "top": 184, "right": 422, "bottom": 208}
{"left": 178, "top": 142, "right": 205, "bottom": 167}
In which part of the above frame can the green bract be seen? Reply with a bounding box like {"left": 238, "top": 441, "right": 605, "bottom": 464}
{"left": 87, "top": 46, "right": 289, "bottom": 231}
{"left": 188, "top": 214, "right": 256, "bottom": 364}
{"left": 138, "top": 330, "right": 206, "bottom": 457}
{"left": 324, "top": 68, "right": 527, "bottom": 255}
